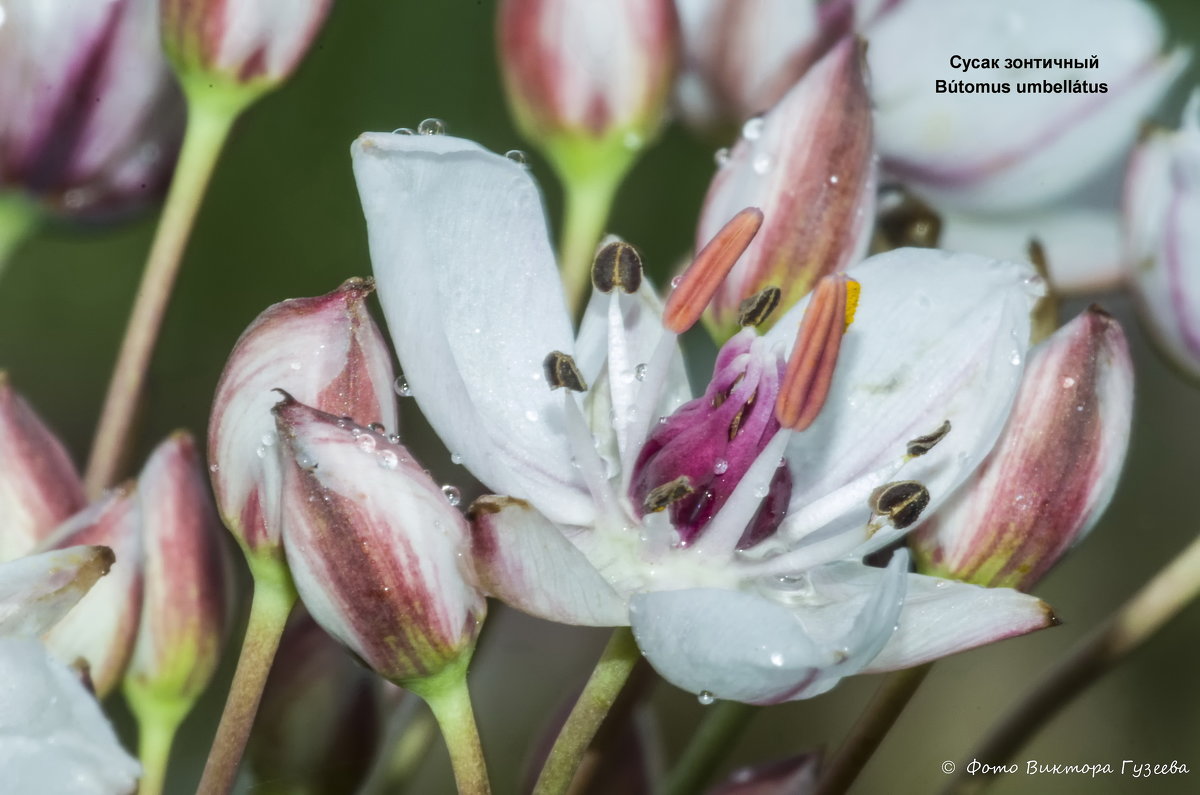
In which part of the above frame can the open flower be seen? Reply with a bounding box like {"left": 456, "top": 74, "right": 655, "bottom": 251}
{"left": 353, "top": 133, "right": 1055, "bottom": 705}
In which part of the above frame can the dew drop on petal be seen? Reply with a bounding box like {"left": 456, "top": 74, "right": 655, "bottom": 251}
{"left": 829, "top": 174, "right": 839, "bottom": 184}
{"left": 450, "top": 452, "right": 463, "bottom": 465}
{"left": 442, "top": 484, "right": 462, "bottom": 506}
{"left": 368, "top": 422, "right": 386, "bottom": 434}
{"left": 741, "top": 116, "right": 764, "bottom": 140}
{"left": 697, "top": 691, "right": 716, "bottom": 706}
{"left": 418, "top": 118, "right": 446, "bottom": 135}
{"left": 209, "top": 463, "right": 219, "bottom": 473}
{"left": 298, "top": 453, "right": 318, "bottom": 471}
{"left": 388, "top": 433, "right": 401, "bottom": 444}
{"left": 255, "top": 446, "right": 266, "bottom": 459}
{"left": 1010, "top": 351, "right": 1022, "bottom": 366}
{"left": 713, "top": 147, "right": 730, "bottom": 167}
{"left": 377, "top": 450, "right": 398, "bottom": 470}
{"left": 357, "top": 435, "right": 377, "bottom": 453}
{"left": 505, "top": 149, "right": 528, "bottom": 164}
{"left": 261, "top": 432, "right": 277, "bottom": 447}
{"left": 713, "top": 458, "right": 729, "bottom": 475}
{"left": 289, "top": 361, "right": 302, "bottom": 371}
{"left": 752, "top": 154, "right": 772, "bottom": 174}
{"left": 670, "top": 275, "right": 682, "bottom": 289}
{"left": 635, "top": 363, "right": 648, "bottom": 381}
{"left": 394, "top": 374, "right": 412, "bottom": 397}
{"left": 769, "top": 652, "right": 785, "bottom": 667}
{"left": 392, "top": 127, "right": 415, "bottom": 135}
{"left": 525, "top": 409, "right": 539, "bottom": 422}
{"left": 1062, "top": 376, "right": 1076, "bottom": 388}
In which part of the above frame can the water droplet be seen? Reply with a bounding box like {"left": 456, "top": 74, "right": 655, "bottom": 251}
{"left": 769, "top": 652, "right": 785, "bottom": 667}
{"left": 450, "top": 452, "right": 463, "bottom": 465}
{"left": 298, "top": 453, "right": 318, "bottom": 470}
{"left": 754, "top": 485, "right": 769, "bottom": 498}
{"left": 392, "top": 127, "right": 415, "bottom": 135}
{"left": 377, "top": 450, "right": 398, "bottom": 470}
{"left": 658, "top": 416, "right": 668, "bottom": 425}
{"left": 1062, "top": 376, "right": 1076, "bottom": 388}
{"left": 289, "top": 361, "right": 302, "bottom": 371}
{"left": 1010, "top": 351, "right": 1022, "bottom": 366}
{"left": 442, "top": 484, "right": 462, "bottom": 506}
{"left": 741, "top": 116, "right": 765, "bottom": 141}
{"left": 670, "top": 275, "right": 682, "bottom": 288}
{"left": 418, "top": 118, "right": 445, "bottom": 135}
{"left": 697, "top": 690, "right": 716, "bottom": 706}
{"left": 261, "top": 432, "right": 277, "bottom": 447}
{"left": 387, "top": 433, "right": 401, "bottom": 444}
{"left": 635, "top": 363, "right": 648, "bottom": 381}
{"left": 752, "top": 154, "right": 772, "bottom": 174}
{"left": 209, "top": 463, "right": 220, "bottom": 473}
{"left": 713, "top": 147, "right": 730, "bottom": 167}
{"left": 368, "top": 422, "right": 386, "bottom": 434}
{"left": 934, "top": 580, "right": 949, "bottom": 589}
{"left": 525, "top": 409, "right": 539, "bottom": 422}
{"left": 505, "top": 149, "right": 528, "bottom": 165}
{"left": 829, "top": 174, "right": 840, "bottom": 184}
{"left": 394, "top": 375, "right": 412, "bottom": 397}
{"left": 357, "top": 435, "right": 377, "bottom": 453}
{"left": 255, "top": 446, "right": 266, "bottom": 459}
{"left": 714, "top": 458, "right": 729, "bottom": 475}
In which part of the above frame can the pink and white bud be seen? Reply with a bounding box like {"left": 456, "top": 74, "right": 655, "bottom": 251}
{"left": 911, "top": 307, "right": 1133, "bottom": 590}
{"left": 868, "top": 0, "right": 1187, "bottom": 212}
{"left": 1123, "top": 92, "right": 1200, "bottom": 377}
{"left": 0, "top": 546, "right": 114, "bottom": 637}
{"left": 249, "top": 612, "right": 384, "bottom": 794}
{"left": 697, "top": 38, "right": 874, "bottom": 336}
{"left": 0, "top": 375, "right": 87, "bottom": 562}
{"left": 0, "top": 0, "right": 183, "bottom": 220}
{"left": 709, "top": 753, "right": 820, "bottom": 795}
{"left": 40, "top": 487, "right": 143, "bottom": 696}
{"left": 208, "top": 278, "right": 396, "bottom": 559}
{"left": 497, "top": 0, "right": 680, "bottom": 150}
{"left": 273, "top": 397, "right": 486, "bottom": 685}
{"left": 160, "top": 0, "right": 334, "bottom": 92}
{"left": 124, "top": 433, "right": 230, "bottom": 711}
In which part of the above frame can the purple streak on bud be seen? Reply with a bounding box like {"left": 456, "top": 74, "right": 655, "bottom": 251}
{"left": 498, "top": 0, "right": 680, "bottom": 142}
{"left": 0, "top": 0, "right": 184, "bottom": 220}
{"left": 208, "top": 278, "right": 397, "bottom": 558}
{"left": 42, "top": 486, "right": 143, "bottom": 696}
{"left": 0, "top": 374, "right": 87, "bottom": 561}
{"left": 709, "top": 752, "right": 821, "bottom": 795}
{"left": 698, "top": 37, "right": 875, "bottom": 336}
{"left": 911, "top": 307, "right": 1133, "bottom": 590}
{"left": 630, "top": 330, "right": 791, "bottom": 547}
{"left": 273, "top": 397, "right": 486, "bottom": 684}
{"left": 125, "top": 433, "right": 231, "bottom": 706}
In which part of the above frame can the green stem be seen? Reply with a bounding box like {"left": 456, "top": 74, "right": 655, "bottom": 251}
{"left": 83, "top": 86, "right": 247, "bottom": 494}
{"left": 816, "top": 663, "right": 934, "bottom": 795}
{"left": 198, "top": 562, "right": 297, "bottom": 795}
{"left": 406, "top": 657, "right": 491, "bottom": 795}
{"left": 0, "top": 193, "right": 40, "bottom": 282}
{"left": 557, "top": 165, "right": 624, "bottom": 318}
{"left": 125, "top": 689, "right": 189, "bottom": 795}
{"left": 659, "top": 701, "right": 757, "bottom": 795}
{"left": 534, "top": 627, "right": 641, "bottom": 795}
{"left": 359, "top": 698, "right": 438, "bottom": 795}
{"left": 941, "top": 532, "right": 1200, "bottom": 795}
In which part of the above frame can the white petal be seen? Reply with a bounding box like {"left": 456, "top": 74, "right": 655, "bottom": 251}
{"left": 0, "top": 546, "right": 112, "bottom": 637}
{"left": 940, "top": 208, "right": 1124, "bottom": 294}
{"left": 353, "top": 133, "right": 592, "bottom": 526}
{"left": 469, "top": 496, "right": 628, "bottom": 627}
{"left": 869, "top": 0, "right": 1187, "bottom": 211}
{"left": 0, "top": 637, "right": 140, "bottom": 794}
{"left": 762, "top": 249, "right": 1040, "bottom": 558}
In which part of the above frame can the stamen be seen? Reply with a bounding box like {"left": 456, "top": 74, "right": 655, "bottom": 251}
{"left": 543, "top": 351, "right": 588, "bottom": 392}
{"left": 737, "top": 286, "right": 782, "bottom": 328}
{"left": 663, "top": 207, "right": 764, "bottom": 334}
{"left": 775, "top": 274, "right": 857, "bottom": 431}
{"left": 643, "top": 476, "right": 696, "bottom": 513}
{"left": 592, "top": 241, "right": 644, "bottom": 294}
{"left": 875, "top": 187, "right": 942, "bottom": 249}
{"left": 906, "top": 420, "right": 951, "bottom": 457}
{"left": 869, "top": 480, "right": 930, "bottom": 530}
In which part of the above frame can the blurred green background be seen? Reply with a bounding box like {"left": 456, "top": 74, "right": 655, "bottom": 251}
{"left": 3, "top": 1, "right": 1200, "bottom": 793}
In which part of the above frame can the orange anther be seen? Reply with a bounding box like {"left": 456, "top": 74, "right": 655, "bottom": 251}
{"left": 663, "top": 207, "right": 764, "bottom": 333}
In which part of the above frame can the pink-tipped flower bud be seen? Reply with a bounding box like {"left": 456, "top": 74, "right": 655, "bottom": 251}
{"left": 0, "top": 545, "right": 114, "bottom": 637}
{"left": 1123, "top": 91, "right": 1200, "bottom": 378}
{"left": 123, "top": 433, "right": 231, "bottom": 715}
{"left": 0, "top": 374, "right": 87, "bottom": 561}
{"left": 0, "top": 0, "right": 183, "bottom": 222}
{"left": 208, "top": 278, "right": 396, "bottom": 560}
{"left": 697, "top": 37, "right": 874, "bottom": 338}
{"left": 41, "top": 487, "right": 143, "bottom": 696}
{"left": 273, "top": 396, "right": 486, "bottom": 685}
{"left": 249, "top": 612, "right": 384, "bottom": 794}
{"left": 497, "top": 0, "right": 680, "bottom": 156}
{"left": 911, "top": 307, "right": 1133, "bottom": 590}
{"left": 160, "top": 0, "right": 334, "bottom": 95}
{"left": 709, "top": 753, "right": 820, "bottom": 795}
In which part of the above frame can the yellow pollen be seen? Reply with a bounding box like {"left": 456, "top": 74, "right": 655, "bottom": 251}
{"left": 844, "top": 278, "right": 860, "bottom": 330}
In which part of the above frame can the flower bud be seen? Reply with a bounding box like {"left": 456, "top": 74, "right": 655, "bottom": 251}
{"left": 911, "top": 307, "right": 1133, "bottom": 590}
{"left": 0, "top": 546, "right": 114, "bottom": 637}
{"left": 208, "top": 279, "right": 397, "bottom": 560}
{"left": 0, "top": 0, "right": 183, "bottom": 221}
{"left": 697, "top": 37, "right": 874, "bottom": 337}
{"left": 868, "top": 0, "right": 1187, "bottom": 212}
{"left": 710, "top": 753, "right": 820, "bottom": 795}
{"left": 41, "top": 487, "right": 143, "bottom": 696}
{"left": 124, "top": 433, "right": 231, "bottom": 715}
{"left": 273, "top": 396, "right": 486, "bottom": 685}
{"left": 160, "top": 0, "right": 334, "bottom": 96}
{"left": 249, "top": 612, "right": 384, "bottom": 793}
{"left": 0, "top": 374, "right": 87, "bottom": 561}
{"left": 1123, "top": 92, "right": 1200, "bottom": 378}
{"left": 497, "top": 0, "right": 680, "bottom": 157}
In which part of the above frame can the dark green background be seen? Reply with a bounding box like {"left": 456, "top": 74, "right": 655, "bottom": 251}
{"left": 3, "top": 2, "right": 1200, "bottom": 792}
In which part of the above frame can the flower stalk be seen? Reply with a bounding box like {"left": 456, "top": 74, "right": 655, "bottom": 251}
{"left": 0, "top": 194, "right": 39, "bottom": 280}
{"left": 84, "top": 83, "right": 250, "bottom": 494}
{"left": 125, "top": 686, "right": 191, "bottom": 795}
{"left": 557, "top": 148, "right": 627, "bottom": 316}
{"left": 405, "top": 655, "right": 491, "bottom": 795}
{"left": 659, "top": 700, "right": 757, "bottom": 795}
{"left": 534, "top": 627, "right": 641, "bottom": 795}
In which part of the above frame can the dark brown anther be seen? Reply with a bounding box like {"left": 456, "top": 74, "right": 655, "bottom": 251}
{"left": 643, "top": 476, "right": 696, "bottom": 513}
{"left": 592, "top": 241, "right": 644, "bottom": 294}
{"left": 737, "top": 286, "right": 783, "bottom": 328}
{"left": 869, "top": 480, "right": 930, "bottom": 529}
{"left": 543, "top": 351, "right": 588, "bottom": 392}
{"left": 906, "top": 420, "right": 951, "bottom": 457}
{"left": 874, "top": 187, "right": 942, "bottom": 251}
